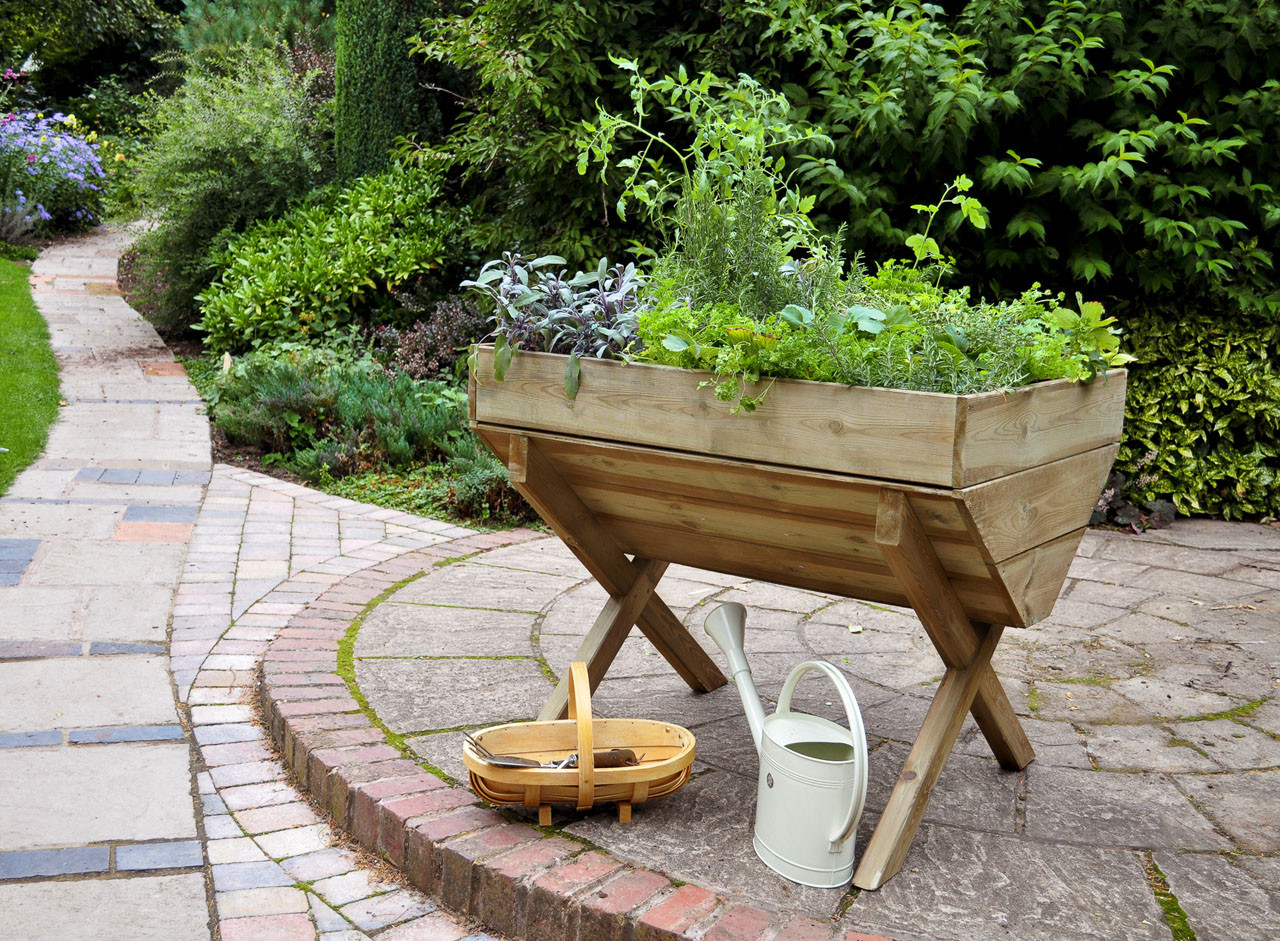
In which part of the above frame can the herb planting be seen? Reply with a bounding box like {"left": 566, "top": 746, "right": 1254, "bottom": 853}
{"left": 469, "top": 71, "right": 1132, "bottom": 409}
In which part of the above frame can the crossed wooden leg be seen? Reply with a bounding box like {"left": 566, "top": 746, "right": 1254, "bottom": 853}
{"left": 476, "top": 431, "right": 727, "bottom": 720}
{"left": 853, "top": 490, "right": 1035, "bottom": 890}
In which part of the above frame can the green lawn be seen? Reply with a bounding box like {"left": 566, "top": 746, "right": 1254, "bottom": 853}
{"left": 0, "top": 260, "right": 60, "bottom": 495}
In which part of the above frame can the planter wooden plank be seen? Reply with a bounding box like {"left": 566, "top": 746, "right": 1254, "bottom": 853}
{"left": 544, "top": 432, "right": 971, "bottom": 539}
{"left": 959, "top": 444, "right": 1119, "bottom": 562}
{"left": 994, "top": 527, "right": 1089, "bottom": 626}
{"left": 474, "top": 346, "right": 1124, "bottom": 487}
{"left": 955, "top": 372, "right": 1127, "bottom": 486}
{"left": 475, "top": 348, "right": 962, "bottom": 485}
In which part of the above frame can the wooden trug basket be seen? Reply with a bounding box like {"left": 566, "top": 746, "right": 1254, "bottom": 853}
{"left": 463, "top": 662, "right": 695, "bottom": 825}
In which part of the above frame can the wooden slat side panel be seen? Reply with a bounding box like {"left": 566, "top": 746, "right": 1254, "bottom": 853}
{"left": 994, "top": 528, "right": 1086, "bottom": 625}
{"left": 506, "top": 429, "right": 968, "bottom": 534}
{"left": 605, "top": 518, "right": 1023, "bottom": 626}
{"left": 959, "top": 444, "right": 1119, "bottom": 562}
{"left": 473, "top": 347, "right": 962, "bottom": 486}
{"left": 956, "top": 371, "right": 1127, "bottom": 486}
{"left": 572, "top": 482, "right": 992, "bottom": 582}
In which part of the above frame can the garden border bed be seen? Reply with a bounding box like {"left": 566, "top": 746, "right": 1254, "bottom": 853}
{"left": 257, "top": 530, "right": 880, "bottom": 940}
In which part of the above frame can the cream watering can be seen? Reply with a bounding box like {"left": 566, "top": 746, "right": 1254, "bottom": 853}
{"left": 705, "top": 602, "right": 869, "bottom": 888}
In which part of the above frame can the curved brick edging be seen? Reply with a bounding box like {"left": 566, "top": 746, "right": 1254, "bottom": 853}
{"left": 258, "top": 538, "right": 887, "bottom": 941}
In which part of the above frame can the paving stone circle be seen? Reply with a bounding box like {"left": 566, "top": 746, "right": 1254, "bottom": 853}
{"left": 347, "top": 522, "right": 1280, "bottom": 940}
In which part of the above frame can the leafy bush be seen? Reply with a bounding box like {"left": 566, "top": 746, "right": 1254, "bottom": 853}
{"left": 369, "top": 290, "right": 487, "bottom": 381}
{"left": 0, "top": 0, "right": 178, "bottom": 103}
{"left": 0, "top": 240, "right": 39, "bottom": 261}
{"left": 211, "top": 346, "right": 465, "bottom": 478}
{"left": 132, "top": 45, "right": 334, "bottom": 332}
{"left": 0, "top": 111, "right": 105, "bottom": 234}
{"left": 209, "top": 343, "right": 533, "bottom": 523}
{"left": 420, "top": 1, "right": 1280, "bottom": 318}
{"left": 430, "top": 438, "right": 536, "bottom": 523}
{"left": 1115, "top": 310, "right": 1280, "bottom": 519}
{"left": 197, "top": 161, "right": 460, "bottom": 353}
{"left": 335, "top": 0, "right": 439, "bottom": 179}
{"left": 178, "top": 0, "right": 335, "bottom": 58}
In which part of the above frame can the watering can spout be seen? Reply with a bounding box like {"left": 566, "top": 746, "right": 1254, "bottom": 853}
{"left": 704, "top": 603, "right": 765, "bottom": 753}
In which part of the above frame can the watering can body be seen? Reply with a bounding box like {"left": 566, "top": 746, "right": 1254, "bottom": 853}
{"left": 705, "top": 603, "right": 869, "bottom": 889}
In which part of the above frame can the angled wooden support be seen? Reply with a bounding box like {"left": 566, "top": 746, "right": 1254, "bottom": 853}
{"left": 874, "top": 489, "right": 1034, "bottom": 770}
{"left": 490, "top": 433, "right": 727, "bottom": 717}
{"left": 853, "top": 489, "right": 1036, "bottom": 890}
{"left": 538, "top": 556, "right": 669, "bottom": 720}
{"left": 853, "top": 620, "right": 1005, "bottom": 889}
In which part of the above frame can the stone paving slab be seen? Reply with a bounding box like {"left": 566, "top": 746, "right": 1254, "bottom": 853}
{"left": 1, "top": 233, "right": 494, "bottom": 941}
{"left": 0, "top": 656, "right": 176, "bottom": 731}
{"left": 336, "top": 516, "right": 1280, "bottom": 937}
{"left": 0, "top": 743, "right": 196, "bottom": 846}
{"left": 0, "top": 873, "right": 209, "bottom": 941}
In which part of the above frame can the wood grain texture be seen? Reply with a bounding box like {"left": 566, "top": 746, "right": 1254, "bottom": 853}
{"left": 852, "top": 622, "right": 1004, "bottom": 890}
{"left": 959, "top": 444, "right": 1118, "bottom": 562}
{"left": 874, "top": 489, "right": 1033, "bottom": 771}
{"left": 955, "top": 370, "right": 1127, "bottom": 486}
{"left": 506, "top": 434, "right": 529, "bottom": 484}
{"left": 474, "top": 347, "right": 1126, "bottom": 487}
{"left": 995, "top": 527, "right": 1089, "bottom": 626}
{"left": 474, "top": 346, "right": 962, "bottom": 485}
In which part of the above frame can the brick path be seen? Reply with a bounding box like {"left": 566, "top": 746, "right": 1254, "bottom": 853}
{"left": 0, "top": 231, "right": 502, "bottom": 940}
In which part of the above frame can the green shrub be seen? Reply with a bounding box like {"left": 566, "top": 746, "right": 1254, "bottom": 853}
{"left": 0, "top": 241, "right": 39, "bottom": 262}
{"left": 429, "top": 438, "right": 536, "bottom": 524}
{"left": 429, "top": 2, "right": 1280, "bottom": 516}
{"left": 1117, "top": 310, "right": 1280, "bottom": 519}
{"left": 178, "top": 0, "right": 335, "bottom": 58}
{"left": 0, "top": 0, "right": 178, "bottom": 103}
{"left": 133, "top": 45, "right": 334, "bottom": 333}
{"left": 211, "top": 345, "right": 465, "bottom": 478}
{"left": 197, "top": 160, "right": 460, "bottom": 353}
{"left": 209, "top": 343, "right": 533, "bottom": 523}
{"left": 335, "top": 0, "right": 439, "bottom": 179}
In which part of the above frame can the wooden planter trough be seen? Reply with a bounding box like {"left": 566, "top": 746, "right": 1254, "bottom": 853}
{"left": 468, "top": 345, "right": 1126, "bottom": 889}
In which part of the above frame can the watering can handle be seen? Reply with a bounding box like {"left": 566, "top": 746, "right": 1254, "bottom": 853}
{"left": 777, "top": 660, "right": 869, "bottom": 852}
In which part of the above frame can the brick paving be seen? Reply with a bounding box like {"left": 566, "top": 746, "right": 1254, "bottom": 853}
{"left": 0, "top": 231, "right": 502, "bottom": 940}
{"left": 322, "top": 523, "right": 1279, "bottom": 941}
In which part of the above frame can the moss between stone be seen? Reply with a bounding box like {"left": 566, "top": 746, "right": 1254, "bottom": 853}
{"left": 335, "top": 569, "right": 454, "bottom": 782}
{"left": 1143, "top": 852, "right": 1196, "bottom": 940}
{"left": 1174, "top": 697, "right": 1269, "bottom": 724}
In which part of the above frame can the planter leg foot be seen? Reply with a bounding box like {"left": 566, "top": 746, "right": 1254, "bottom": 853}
{"left": 618, "top": 801, "right": 631, "bottom": 823}
{"left": 538, "top": 805, "right": 551, "bottom": 827}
